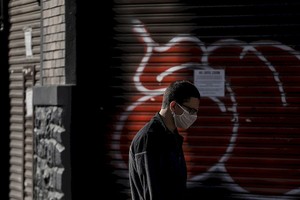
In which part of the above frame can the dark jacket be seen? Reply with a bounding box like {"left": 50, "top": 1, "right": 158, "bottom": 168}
{"left": 129, "top": 112, "right": 187, "bottom": 200}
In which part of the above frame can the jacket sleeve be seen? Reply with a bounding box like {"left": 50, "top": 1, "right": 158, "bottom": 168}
{"left": 144, "top": 148, "right": 165, "bottom": 200}
{"left": 129, "top": 145, "right": 164, "bottom": 200}
{"left": 130, "top": 135, "right": 165, "bottom": 200}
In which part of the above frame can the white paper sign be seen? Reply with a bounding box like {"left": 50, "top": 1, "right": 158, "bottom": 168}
{"left": 24, "top": 27, "right": 33, "bottom": 57}
{"left": 194, "top": 69, "right": 225, "bottom": 97}
{"left": 26, "top": 88, "right": 33, "bottom": 117}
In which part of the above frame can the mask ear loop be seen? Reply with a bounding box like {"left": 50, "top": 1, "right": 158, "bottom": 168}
{"left": 176, "top": 103, "right": 188, "bottom": 114}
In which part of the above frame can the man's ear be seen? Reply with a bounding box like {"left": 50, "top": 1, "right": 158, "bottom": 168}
{"left": 169, "top": 101, "right": 176, "bottom": 112}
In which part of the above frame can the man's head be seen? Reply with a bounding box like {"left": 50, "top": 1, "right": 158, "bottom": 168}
{"left": 161, "top": 80, "right": 201, "bottom": 129}
{"left": 162, "top": 80, "right": 201, "bottom": 109}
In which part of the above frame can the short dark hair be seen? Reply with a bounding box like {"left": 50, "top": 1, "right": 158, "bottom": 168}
{"left": 162, "top": 80, "right": 200, "bottom": 108}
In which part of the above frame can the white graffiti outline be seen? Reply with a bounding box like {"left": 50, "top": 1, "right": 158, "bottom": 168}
{"left": 112, "top": 19, "right": 300, "bottom": 200}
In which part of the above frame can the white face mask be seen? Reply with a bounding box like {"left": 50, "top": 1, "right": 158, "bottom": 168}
{"left": 172, "top": 104, "right": 198, "bottom": 129}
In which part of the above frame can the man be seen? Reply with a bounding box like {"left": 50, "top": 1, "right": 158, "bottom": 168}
{"left": 129, "top": 80, "right": 201, "bottom": 200}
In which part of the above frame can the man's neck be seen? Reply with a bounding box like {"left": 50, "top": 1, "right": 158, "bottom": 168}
{"left": 159, "top": 109, "right": 177, "bottom": 133}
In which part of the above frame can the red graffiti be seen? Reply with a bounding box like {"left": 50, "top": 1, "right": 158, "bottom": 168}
{"left": 112, "top": 21, "right": 300, "bottom": 199}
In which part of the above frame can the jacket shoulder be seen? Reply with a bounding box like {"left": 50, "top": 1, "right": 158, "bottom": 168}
{"left": 131, "top": 117, "right": 164, "bottom": 153}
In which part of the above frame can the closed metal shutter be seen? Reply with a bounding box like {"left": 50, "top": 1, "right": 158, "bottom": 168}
{"left": 8, "top": 0, "right": 40, "bottom": 199}
{"left": 110, "top": 0, "right": 300, "bottom": 199}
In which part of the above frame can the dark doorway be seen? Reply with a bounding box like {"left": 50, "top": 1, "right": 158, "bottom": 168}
{"left": 69, "top": 1, "right": 127, "bottom": 199}
{"left": 0, "top": 0, "right": 11, "bottom": 199}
